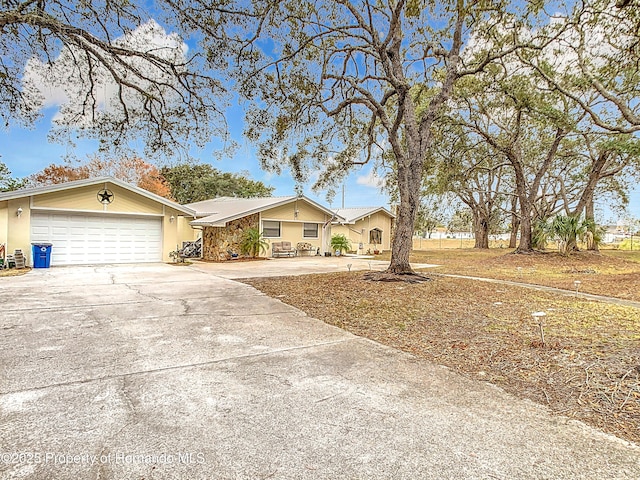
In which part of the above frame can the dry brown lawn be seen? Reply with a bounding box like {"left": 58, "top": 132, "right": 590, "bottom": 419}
{"left": 0, "top": 267, "right": 31, "bottom": 277}
{"left": 388, "top": 248, "right": 640, "bottom": 302}
{"left": 243, "top": 248, "right": 640, "bottom": 445}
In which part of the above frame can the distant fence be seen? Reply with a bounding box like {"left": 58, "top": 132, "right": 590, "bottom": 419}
{"left": 412, "top": 233, "right": 635, "bottom": 250}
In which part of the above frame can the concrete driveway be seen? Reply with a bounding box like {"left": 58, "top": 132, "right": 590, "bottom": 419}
{"left": 0, "top": 264, "right": 638, "bottom": 479}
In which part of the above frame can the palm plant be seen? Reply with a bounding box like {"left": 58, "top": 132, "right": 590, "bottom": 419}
{"left": 552, "top": 215, "right": 587, "bottom": 256}
{"left": 240, "top": 228, "right": 269, "bottom": 258}
{"left": 330, "top": 234, "right": 351, "bottom": 255}
{"left": 532, "top": 218, "right": 552, "bottom": 250}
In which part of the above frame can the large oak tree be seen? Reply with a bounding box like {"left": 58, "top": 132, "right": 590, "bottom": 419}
{"left": 171, "top": 0, "right": 543, "bottom": 275}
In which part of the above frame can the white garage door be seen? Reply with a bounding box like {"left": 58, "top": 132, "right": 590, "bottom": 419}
{"left": 31, "top": 212, "right": 162, "bottom": 265}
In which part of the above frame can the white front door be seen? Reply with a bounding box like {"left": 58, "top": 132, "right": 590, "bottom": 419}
{"left": 30, "top": 212, "right": 162, "bottom": 265}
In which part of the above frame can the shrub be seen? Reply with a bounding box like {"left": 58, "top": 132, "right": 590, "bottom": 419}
{"left": 240, "top": 228, "right": 269, "bottom": 257}
{"left": 532, "top": 218, "right": 552, "bottom": 250}
{"left": 330, "top": 234, "right": 351, "bottom": 254}
{"left": 552, "top": 215, "right": 587, "bottom": 256}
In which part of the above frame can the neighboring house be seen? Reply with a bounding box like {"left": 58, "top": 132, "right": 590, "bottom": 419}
{"left": 332, "top": 207, "right": 395, "bottom": 254}
{"left": 0, "top": 177, "right": 196, "bottom": 266}
{"left": 188, "top": 196, "right": 337, "bottom": 261}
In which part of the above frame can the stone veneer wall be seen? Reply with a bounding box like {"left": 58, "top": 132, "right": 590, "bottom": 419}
{"left": 202, "top": 213, "right": 260, "bottom": 261}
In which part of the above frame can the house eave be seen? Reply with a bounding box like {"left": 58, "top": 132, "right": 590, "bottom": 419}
{"left": 0, "top": 176, "right": 196, "bottom": 216}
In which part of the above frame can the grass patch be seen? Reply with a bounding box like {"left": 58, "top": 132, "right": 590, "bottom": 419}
{"left": 377, "top": 249, "right": 640, "bottom": 302}
{"left": 0, "top": 268, "right": 31, "bottom": 277}
{"left": 603, "top": 249, "right": 640, "bottom": 263}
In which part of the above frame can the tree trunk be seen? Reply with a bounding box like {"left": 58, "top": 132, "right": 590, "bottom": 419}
{"left": 513, "top": 161, "right": 534, "bottom": 253}
{"left": 508, "top": 196, "right": 519, "bottom": 248}
{"left": 516, "top": 210, "right": 533, "bottom": 252}
{"left": 387, "top": 155, "right": 420, "bottom": 274}
{"left": 515, "top": 186, "right": 533, "bottom": 253}
{"left": 585, "top": 196, "right": 599, "bottom": 251}
{"left": 473, "top": 212, "right": 490, "bottom": 249}
{"left": 509, "top": 221, "right": 519, "bottom": 248}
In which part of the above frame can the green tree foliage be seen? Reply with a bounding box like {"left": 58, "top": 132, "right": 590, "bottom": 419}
{"left": 426, "top": 120, "right": 509, "bottom": 249}
{"left": 161, "top": 163, "right": 274, "bottom": 204}
{"left": 447, "top": 210, "right": 473, "bottom": 235}
{"left": 522, "top": 0, "right": 640, "bottom": 134}
{"left": 0, "top": 162, "right": 26, "bottom": 192}
{"left": 414, "top": 200, "right": 446, "bottom": 239}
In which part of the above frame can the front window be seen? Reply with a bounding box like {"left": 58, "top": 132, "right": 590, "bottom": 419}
{"left": 303, "top": 223, "right": 318, "bottom": 238}
{"left": 263, "top": 220, "right": 281, "bottom": 238}
{"left": 369, "top": 228, "right": 382, "bottom": 245}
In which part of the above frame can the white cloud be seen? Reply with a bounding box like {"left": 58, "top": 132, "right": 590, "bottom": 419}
{"left": 22, "top": 20, "right": 188, "bottom": 126}
{"left": 356, "top": 168, "right": 385, "bottom": 188}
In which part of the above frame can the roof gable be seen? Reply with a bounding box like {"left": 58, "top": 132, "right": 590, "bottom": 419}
{"left": 189, "top": 195, "right": 338, "bottom": 227}
{"left": 187, "top": 196, "right": 295, "bottom": 218}
{"left": 333, "top": 206, "right": 395, "bottom": 224}
{"left": 0, "top": 177, "right": 195, "bottom": 216}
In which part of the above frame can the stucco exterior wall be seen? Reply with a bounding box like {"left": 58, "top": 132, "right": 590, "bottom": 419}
{"left": 32, "top": 183, "right": 163, "bottom": 214}
{"left": 202, "top": 213, "right": 259, "bottom": 261}
{"left": 178, "top": 216, "right": 199, "bottom": 244}
{"left": 0, "top": 201, "right": 8, "bottom": 248}
{"left": 331, "top": 224, "right": 361, "bottom": 253}
{"left": 162, "top": 206, "right": 196, "bottom": 261}
{"left": 262, "top": 220, "right": 324, "bottom": 256}
{"left": 260, "top": 200, "right": 331, "bottom": 257}
{"left": 5, "top": 198, "right": 32, "bottom": 264}
{"left": 262, "top": 200, "right": 328, "bottom": 223}
{"left": 333, "top": 211, "right": 393, "bottom": 254}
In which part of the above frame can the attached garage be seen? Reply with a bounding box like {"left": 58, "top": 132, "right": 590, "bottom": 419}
{"left": 0, "top": 177, "right": 197, "bottom": 266}
{"left": 31, "top": 213, "right": 162, "bottom": 265}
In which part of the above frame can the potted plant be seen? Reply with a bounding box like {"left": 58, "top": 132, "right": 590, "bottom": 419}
{"left": 330, "top": 234, "right": 351, "bottom": 256}
{"left": 240, "top": 228, "right": 269, "bottom": 258}
{"left": 169, "top": 244, "right": 184, "bottom": 263}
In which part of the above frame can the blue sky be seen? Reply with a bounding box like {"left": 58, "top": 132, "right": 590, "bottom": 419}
{"left": 0, "top": 106, "right": 390, "bottom": 210}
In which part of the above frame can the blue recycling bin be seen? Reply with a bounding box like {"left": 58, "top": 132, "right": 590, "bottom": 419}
{"left": 32, "top": 243, "right": 53, "bottom": 268}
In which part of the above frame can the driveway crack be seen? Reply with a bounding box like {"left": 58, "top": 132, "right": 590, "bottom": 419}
{"left": 122, "top": 282, "right": 165, "bottom": 302}
{"left": 0, "top": 339, "right": 354, "bottom": 396}
{"left": 93, "top": 376, "right": 139, "bottom": 480}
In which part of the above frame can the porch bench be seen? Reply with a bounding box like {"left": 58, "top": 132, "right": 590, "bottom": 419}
{"left": 296, "top": 242, "right": 316, "bottom": 256}
{"left": 272, "top": 241, "right": 297, "bottom": 257}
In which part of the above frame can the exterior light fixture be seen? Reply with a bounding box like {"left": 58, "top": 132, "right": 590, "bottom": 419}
{"left": 170, "top": 215, "right": 176, "bottom": 223}
{"left": 531, "top": 311, "right": 547, "bottom": 347}
{"left": 574, "top": 280, "right": 581, "bottom": 297}
{"left": 16, "top": 207, "right": 23, "bottom": 217}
